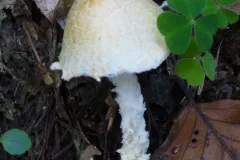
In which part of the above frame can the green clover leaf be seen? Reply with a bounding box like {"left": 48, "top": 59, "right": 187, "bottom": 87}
{"left": 202, "top": 0, "right": 218, "bottom": 15}
{"left": 221, "top": 8, "right": 239, "bottom": 24}
{"left": 218, "top": 0, "right": 238, "bottom": 5}
{"left": 167, "top": 0, "right": 206, "bottom": 18}
{"left": 195, "top": 14, "right": 220, "bottom": 51}
{"left": 201, "top": 52, "right": 216, "bottom": 80}
{"left": 175, "top": 58, "right": 205, "bottom": 86}
{"left": 202, "top": 0, "right": 239, "bottom": 27}
{"left": 181, "top": 37, "right": 202, "bottom": 58}
{"left": 157, "top": 0, "right": 220, "bottom": 54}
{"left": 157, "top": 12, "right": 192, "bottom": 54}
{"left": 157, "top": 0, "right": 239, "bottom": 86}
{"left": 0, "top": 129, "right": 32, "bottom": 155}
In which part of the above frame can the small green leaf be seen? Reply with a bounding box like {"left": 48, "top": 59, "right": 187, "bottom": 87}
{"left": 216, "top": 8, "right": 228, "bottom": 28}
{"left": 194, "top": 14, "right": 221, "bottom": 51}
{"left": 218, "top": 0, "right": 238, "bottom": 6}
{"left": 167, "top": 0, "right": 206, "bottom": 18}
{"left": 195, "top": 14, "right": 220, "bottom": 35}
{"left": 195, "top": 25, "right": 213, "bottom": 52}
{"left": 157, "top": 12, "right": 191, "bottom": 36}
{"left": 222, "top": 8, "right": 239, "bottom": 24}
{"left": 202, "top": 0, "right": 218, "bottom": 15}
{"left": 202, "top": 52, "right": 216, "bottom": 80}
{"left": 175, "top": 58, "right": 205, "bottom": 86}
{"left": 1, "top": 129, "right": 32, "bottom": 155}
{"left": 157, "top": 12, "right": 192, "bottom": 54}
{"left": 181, "top": 37, "right": 202, "bottom": 58}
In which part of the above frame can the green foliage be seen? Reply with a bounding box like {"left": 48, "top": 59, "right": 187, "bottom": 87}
{"left": 202, "top": 52, "right": 216, "bottom": 80}
{"left": 0, "top": 129, "right": 32, "bottom": 155}
{"left": 181, "top": 38, "right": 201, "bottom": 58}
{"left": 167, "top": 0, "right": 206, "bottom": 18}
{"left": 157, "top": 0, "right": 239, "bottom": 86}
{"left": 175, "top": 58, "right": 205, "bottom": 86}
{"left": 203, "top": 0, "right": 239, "bottom": 26}
{"left": 157, "top": 12, "right": 192, "bottom": 53}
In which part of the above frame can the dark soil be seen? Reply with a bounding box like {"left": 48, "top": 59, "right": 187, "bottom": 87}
{"left": 0, "top": 0, "right": 239, "bottom": 160}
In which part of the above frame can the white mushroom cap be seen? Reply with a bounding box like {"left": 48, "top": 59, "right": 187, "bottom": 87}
{"left": 51, "top": 0, "right": 169, "bottom": 81}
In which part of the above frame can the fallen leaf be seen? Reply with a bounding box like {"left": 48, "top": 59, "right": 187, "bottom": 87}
{"left": 0, "top": 0, "right": 16, "bottom": 10}
{"left": 105, "top": 92, "right": 118, "bottom": 131}
{"left": 151, "top": 100, "right": 240, "bottom": 160}
{"left": 80, "top": 145, "right": 101, "bottom": 160}
{"left": 34, "top": 0, "right": 60, "bottom": 22}
{"left": 227, "top": 1, "right": 240, "bottom": 15}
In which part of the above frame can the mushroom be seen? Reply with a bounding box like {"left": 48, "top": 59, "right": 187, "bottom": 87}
{"left": 50, "top": 0, "right": 169, "bottom": 159}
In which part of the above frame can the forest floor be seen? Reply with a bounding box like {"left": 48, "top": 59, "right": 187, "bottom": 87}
{"left": 0, "top": 0, "right": 239, "bottom": 160}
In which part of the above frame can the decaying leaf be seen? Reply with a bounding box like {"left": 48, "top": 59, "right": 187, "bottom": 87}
{"left": 0, "top": 0, "right": 16, "bottom": 10}
{"left": 105, "top": 92, "right": 118, "bottom": 131}
{"left": 34, "top": 0, "right": 74, "bottom": 23}
{"left": 152, "top": 100, "right": 240, "bottom": 160}
{"left": 34, "top": 0, "right": 60, "bottom": 22}
{"left": 80, "top": 145, "right": 101, "bottom": 160}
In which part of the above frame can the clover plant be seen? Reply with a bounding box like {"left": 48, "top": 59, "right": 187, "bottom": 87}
{"left": 0, "top": 129, "right": 32, "bottom": 155}
{"left": 157, "top": 0, "right": 239, "bottom": 86}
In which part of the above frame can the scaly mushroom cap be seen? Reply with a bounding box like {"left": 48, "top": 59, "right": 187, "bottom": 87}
{"left": 51, "top": 0, "right": 169, "bottom": 81}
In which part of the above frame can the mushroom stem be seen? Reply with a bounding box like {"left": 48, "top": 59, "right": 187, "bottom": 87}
{"left": 110, "top": 73, "right": 149, "bottom": 160}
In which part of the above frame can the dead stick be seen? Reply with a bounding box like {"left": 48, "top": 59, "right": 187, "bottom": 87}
{"left": 22, "top": 21, "right": 42, "bottom": 64}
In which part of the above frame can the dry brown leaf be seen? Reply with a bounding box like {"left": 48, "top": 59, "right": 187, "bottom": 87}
{"left": 151, "top": 100, "right": 240, "bottom": 160}
{"left": 0, "top": 0, "right": 16, "bottom": 10}
{"left": 34, "top": 0, "right": 60, "bottom": 22}
{"left": 34, "top": 0, "right": 74, "bottom": 23}
{"left": 105, "top": 92, "right": 118, "bottom": 131}
{"left": 227, "top": 1, "right": 240, "bottom": 15}
{"left": 81, "top": 145, "right": 101, "bottom": 160}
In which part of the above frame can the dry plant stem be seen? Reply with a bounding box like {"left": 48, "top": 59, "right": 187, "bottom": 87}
{"left": 22, "top": 21, "right": 42, "bottom": 64}
{"left": 216, "top": 38, "right": 223, "bottom": 68}
{"left": 52, "top": 142, "right": 74, "bottom": 160}
{"left": 110, "top": 73, "right": 149, "bottom": 160}
{"left": 0, "top": 62, "right": 24, "bottom": 82}
{"left": 197, "top": 82, "right": 204, "bottom": 96}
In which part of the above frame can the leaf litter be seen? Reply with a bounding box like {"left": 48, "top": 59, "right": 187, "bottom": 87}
{"left": 151, "top": 100, "right": 240, "bottom": 160}
{"left": 0, "top": 0, "right": 239, "bottom": 160}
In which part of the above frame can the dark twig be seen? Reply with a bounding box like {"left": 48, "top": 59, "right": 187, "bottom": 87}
{"left": 216, "top": 38, "right": 223, "bottom": 68}
{"left": 22, "top": 20, "right": 42, "bottom": 64}
{"left": 103, "top": 133, "right": 108, "bottom": 160}
{"left": 52, "top": 142, "right": 74, "bottom": 160}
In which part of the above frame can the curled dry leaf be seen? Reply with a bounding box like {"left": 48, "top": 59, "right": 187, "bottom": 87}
{"left": 105, "top": 92, "right": 118, "bottom": 132}
{"left": 34, "top": 0, "right": 59, "bottom": 22}
{"left": 151, "top": 100, "right": 240, "bottom": 160}
{"left": 81, "top": 145, "right": 101, "bottom": 160}
{"left": 34, "top": 0, "right": 74, "bottom": 23}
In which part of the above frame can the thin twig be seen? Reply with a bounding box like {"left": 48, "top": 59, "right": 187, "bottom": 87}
{"left": 197, "top": 82, "right": 204, "bottom": 96}
{"left": 216, "top": 38, "right": 223, "bottom": 68}
{"left": 0, "top": 62, "right": 24, "bottom": 82}
{"left": 52, "top": 142, "right": 74, "bottom": 160}
{"left": 22, "top": 21, "right": 42, "bottom": 64}
{"left": 76, "top": 121, "right": 90, "bottom": 144}
{"left": 103, "top": 133, "right": 108, "bottom": 160}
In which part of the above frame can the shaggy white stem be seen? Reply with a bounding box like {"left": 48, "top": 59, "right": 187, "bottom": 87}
{"left": 110, "top": 73, "right": 149, "bottom": 160}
